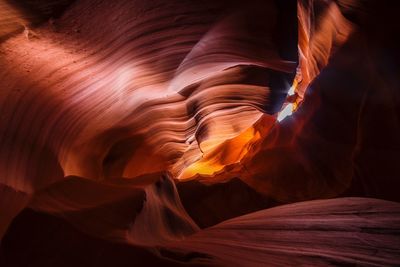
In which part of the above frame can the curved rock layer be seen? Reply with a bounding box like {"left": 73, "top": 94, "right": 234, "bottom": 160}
{"left": 0, "top": 0, "right": 298, "bottom": 191}
{"left": 0, "top": 0, "right": 400, "bottom": 266}
{"left": 168, "top": 198, "right": 400, "bottom": 266}
{"left": 29, "top": 172, "right": 199, "bottom": 245}
{"left": 0, "top": 0, "right": 299, "bottom": 237}
{"left": 2, "top": 197, "right": 400, "bottom": 266}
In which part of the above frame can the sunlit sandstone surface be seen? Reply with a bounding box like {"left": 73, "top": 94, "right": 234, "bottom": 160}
{"left": 0, "top": 0, "right": 399, "bottom": 266}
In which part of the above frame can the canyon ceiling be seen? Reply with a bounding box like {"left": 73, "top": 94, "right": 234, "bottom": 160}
{"left": 0, "top": 0, "right": 400, "bottom": 266}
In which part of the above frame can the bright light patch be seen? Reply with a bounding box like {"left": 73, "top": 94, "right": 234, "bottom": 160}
{"left": 288, "top": 85, "right": 295, "bottom": 96}
{"left": 277, "top": 103, "right": 294, "bottom": 122}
